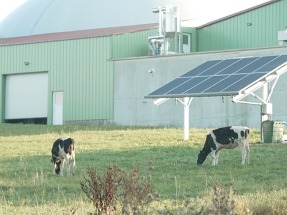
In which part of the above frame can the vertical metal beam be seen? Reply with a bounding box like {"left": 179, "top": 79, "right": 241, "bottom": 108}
{"left": 183, "top": 97, "right": 192, "bottom": 140}
{"left": 261, "top": 83, "right": 271, "bottom": 142}
{"left": 262, "top": 84, "right": 269, "bottom": 119}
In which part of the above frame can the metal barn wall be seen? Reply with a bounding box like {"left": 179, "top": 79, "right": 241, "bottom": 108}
{"left": 112, "top": 29, "right": 158, "bottom": 58}
{"left": 0, "top": 37, "right": 113, "bottom": 124}
{"left": 197, "top": 0, "right": 287, "bottom": 51}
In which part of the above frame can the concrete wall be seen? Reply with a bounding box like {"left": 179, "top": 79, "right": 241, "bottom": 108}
{"left": 114, "top": 46, "right": 287, "bottom": 129}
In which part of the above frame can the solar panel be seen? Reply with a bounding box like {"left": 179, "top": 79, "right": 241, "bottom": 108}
{"left": 145, "top": 55, "right": 287, "bottom": 98}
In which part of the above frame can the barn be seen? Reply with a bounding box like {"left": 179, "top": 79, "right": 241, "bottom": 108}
{"left": 0, "top": 0, "right": 287, "bottom": 130}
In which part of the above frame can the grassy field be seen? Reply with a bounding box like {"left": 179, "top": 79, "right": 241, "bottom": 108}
{"left": 1, "top": 124, "right": 287, "bottom": 214}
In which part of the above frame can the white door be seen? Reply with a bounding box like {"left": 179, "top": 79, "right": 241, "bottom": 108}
{"left": 183, "top": 33, "right": 191, "bottom": 54}
{"left": 53, "top": 91, "right": 63, "bottom": 125}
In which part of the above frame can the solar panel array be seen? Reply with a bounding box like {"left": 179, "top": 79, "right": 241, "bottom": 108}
{"left": 145, "top": 55, "right": 287, "bottom": 98}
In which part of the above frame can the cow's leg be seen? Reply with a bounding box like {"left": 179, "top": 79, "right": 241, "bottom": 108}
{"left": 52, "top": 165, "right": 56, "bottom": 174}
{"left": 51, "top": 157, "right": 57, "bottom": 174}
{"left": 60, "top": 159, "right": 65, "bottom": 176}
{"left": 69, "top": 150, "right": 76, "bottom": 176}
{"left": 65, "top": 156, "right": 75, "bottom": 176}
{"left": 239, "top": 143, "right": 247, "bottom": 165}
{"left": 245, "top": 141, "right": 250, "bottom": 164}
{"left": 211, "top": 150, "right": 220, "bottom": 166}
{"left": 68, "top": 158, "right": 75, "bottom": 176}
{"left": 61, "top": 153, "right": 71, "bottom": 176}
{"left": 68, "top": 161, "right": 72, "bottom": 176}
{"left": 64, "top": 158, "right": 71, "bottom": 176}
{"left": 70, "top": 157, "right": 75, "bottom": 175}
{"left": 211, "top": 150, "right": 217, "bottom": 166}
{"left": 66, "top": 157, "right": 75, "bottom": 176}
{"left": 215, "top": 151, "right": 220, "bottom": 165}
{"left": 67, "top": 159, "right": 75, "bottom": 176}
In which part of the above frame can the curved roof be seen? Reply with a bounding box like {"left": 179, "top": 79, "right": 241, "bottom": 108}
{"left": 0, "top": 0, "right": 194, "bottom": 38}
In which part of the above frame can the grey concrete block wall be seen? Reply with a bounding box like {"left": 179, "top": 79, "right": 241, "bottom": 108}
{"left": 114, "top": 46, "right": 287, "bottom": 129}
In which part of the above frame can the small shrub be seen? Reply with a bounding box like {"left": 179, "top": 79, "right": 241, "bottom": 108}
{"left": 121, "top": 167, "right": 155, "bottom": 214}
{"left": 209, "top": 184, "right": 235, "bottom": 215}
{"left": 80, "top": 164, "right": 155, "bottom": 215}
{"left": 80, "top": 165, "right": 122, "bottom": 214}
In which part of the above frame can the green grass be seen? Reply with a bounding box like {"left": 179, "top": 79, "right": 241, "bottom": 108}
{"left": 1, "top": 124, "right": 287, "bottom": 214}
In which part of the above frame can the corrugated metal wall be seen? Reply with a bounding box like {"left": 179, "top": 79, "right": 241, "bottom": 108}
{"left": 0, "top": 28, "right": 159, "bottom": 124}
{"left": 0, "top": 37, "right": 113, "bottom": 124}
{"left": 197, "top": 0, "right": 287, "bottom": 51}
{"left": 112, "top": 29, "right": 158, "bottom": 58}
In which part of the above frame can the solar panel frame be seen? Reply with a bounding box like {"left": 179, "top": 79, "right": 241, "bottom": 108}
{"left": 145, "top": 55, "right": 287, "bottom": 99}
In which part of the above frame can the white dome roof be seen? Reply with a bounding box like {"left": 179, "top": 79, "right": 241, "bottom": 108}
{"left": 0, "top": 0, "right": 194, "bottom": 38}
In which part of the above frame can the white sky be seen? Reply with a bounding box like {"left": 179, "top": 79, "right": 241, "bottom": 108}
{"left": 0, "top": 0, "right": 270, "bottom": 24}
{"left": 0, "top": 0, "right": 27, "bottom": 22}
{"left": 186, "top": 0, "right": 271, "bottom": 26}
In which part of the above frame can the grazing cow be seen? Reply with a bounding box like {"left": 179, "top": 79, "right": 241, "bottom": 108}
{"left": 197, "top": 126, "right": 250, "bottom": 166}
{"left": 51, "top": 137, "right": 75, "bottom": 176}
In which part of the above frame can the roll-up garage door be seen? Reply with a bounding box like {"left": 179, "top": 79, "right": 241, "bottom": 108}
{"left": 5, "top": 73, "right": 48, "bottom": 120}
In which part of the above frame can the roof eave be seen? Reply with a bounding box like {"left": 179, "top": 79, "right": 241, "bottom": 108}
{"left": 196, "top": 0, "right": 279, "bottom": 29}
{"left": 0, "top": 23, "right": 158, "bottom": 46}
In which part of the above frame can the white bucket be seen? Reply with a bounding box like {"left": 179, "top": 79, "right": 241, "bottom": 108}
{"left": 283, "top": 135, "right": 287, "bottom": 144}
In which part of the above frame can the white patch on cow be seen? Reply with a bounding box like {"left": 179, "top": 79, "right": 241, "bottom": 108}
{"left": 209, "top": 126, "right": 250, "bottom": 166}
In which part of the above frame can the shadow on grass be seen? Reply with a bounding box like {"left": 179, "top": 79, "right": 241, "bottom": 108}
{"left": 0, "top": 123, "right": 167, "bottom": 136}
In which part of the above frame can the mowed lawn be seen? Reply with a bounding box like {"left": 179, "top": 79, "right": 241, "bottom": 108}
{"left": 1, "top": 124, "right": 287, "bottom": 214}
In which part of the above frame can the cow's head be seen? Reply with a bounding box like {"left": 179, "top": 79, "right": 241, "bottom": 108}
{"left": 197, "top": 149, "right": 209, "bottom": 165}
{"left": 51, "top": 157, "right": 61, "bottom": 175}
{"left": 197, "top": 134, "right": 213, "bottom": 165}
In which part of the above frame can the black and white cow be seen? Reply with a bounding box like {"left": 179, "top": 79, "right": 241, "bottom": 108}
{"left": 197, "top": 126, "right": 250, "bottom": 166}
{"left": 51, "top": 137, "right": 76, "bottom": 176}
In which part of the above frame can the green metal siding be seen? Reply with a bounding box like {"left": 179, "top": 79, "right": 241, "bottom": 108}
{"left": 181, "top": 27, "right": 197, "bottom": 52}
{"left": 0, "top": 27, "right": 160, "bottom": 124}
{"left": 197, "top": 0, "right": 287, "bottom": 51}
{"left": 0, "top": 37, "right": 113, "bottom": 124}
{"left": 112, "top": 29, "right": 158, "bottom": 58}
